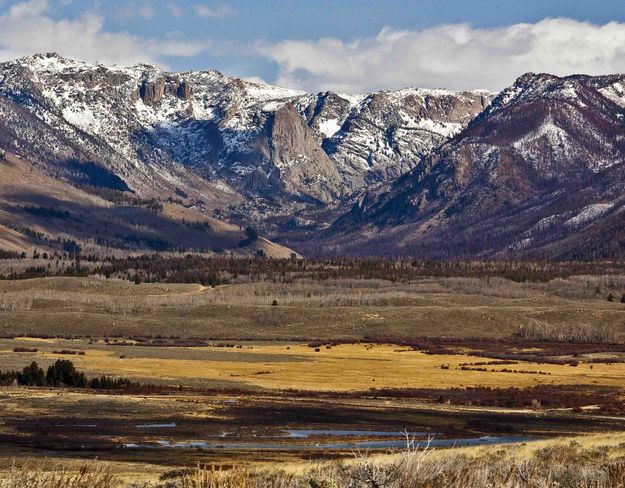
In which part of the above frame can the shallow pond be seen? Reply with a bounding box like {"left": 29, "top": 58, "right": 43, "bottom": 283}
{"left": 136, "top": 423, "right": 177, "bottom": 429}
{"left": 284, "top": 430, "right": 430, "bottom": 438}
{"left": 123, "top": 433, "right": 537, "bottom": 451}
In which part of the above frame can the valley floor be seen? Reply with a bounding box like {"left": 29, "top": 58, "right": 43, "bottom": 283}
{"left": 0, "top": 273, "right": 624, "bottom": 485}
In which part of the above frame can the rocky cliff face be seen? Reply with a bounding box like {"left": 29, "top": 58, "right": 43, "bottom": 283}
{"left": 267, "top": 103, "right": 342, "bottom": 203}
{"left": 325, "top": 73, "right": 625, "bottom": 259}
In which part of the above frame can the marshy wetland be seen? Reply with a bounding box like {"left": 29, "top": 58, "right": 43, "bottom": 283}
{"left": 1, "top": 261, "right": 625, "bottom": 485}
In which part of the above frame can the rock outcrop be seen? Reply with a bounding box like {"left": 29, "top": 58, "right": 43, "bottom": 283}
{"left": 139, "top": 79, "right": 166, "bottom": 104}
{"left": 268, "top": 103, "right": 342, "bottom": 202}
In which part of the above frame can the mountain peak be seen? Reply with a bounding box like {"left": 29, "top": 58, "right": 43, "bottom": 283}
{"left": 514, "top": 72, "right": 559, "bottom": 86}
{"left": 21, "top": 52, "right": 83, "bottom": 64}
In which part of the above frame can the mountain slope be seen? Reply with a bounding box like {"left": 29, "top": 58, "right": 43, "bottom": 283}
{"left": 324, "top": 73, "right": 625, "bottom": 259}
{"left": 0, "top": 150, "right": 294, "bottom": 257}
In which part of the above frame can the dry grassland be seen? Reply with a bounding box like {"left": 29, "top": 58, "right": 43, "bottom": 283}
{"left": 0, "top": 275, "right": 625, "bottom": 341}
{"left": 2, "top": 340, "right": 625, "bottom": 392}
{"left": 1, "top": 276, "right": 625, "bottom": 484}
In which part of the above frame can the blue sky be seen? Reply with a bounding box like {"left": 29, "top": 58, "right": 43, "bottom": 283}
{"left": 2, "top": 0, "right": 625, "bottom": 92}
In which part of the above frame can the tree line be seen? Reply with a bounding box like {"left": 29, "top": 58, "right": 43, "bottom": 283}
{"left": 2, "top": 253, "right": 625, "bottom": 284}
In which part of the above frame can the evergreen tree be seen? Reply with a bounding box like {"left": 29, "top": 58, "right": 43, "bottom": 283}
{"left": 46, "top": 360, "right": 87, "bottom": 387}
{"left": 17, "top": 362, "right": 45, "bottom": 386}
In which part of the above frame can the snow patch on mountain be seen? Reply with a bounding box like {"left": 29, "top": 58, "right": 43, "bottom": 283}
{"left": 243, "top": 81, "right": 305, "bottom": 102}
{"left": 532, "top": 214, "right": 561, "bottom": 232}
{"left": 565, "top": 203, "right": 614, "bottom": 227}
{"left": 62, "top": 105, "right": 101, "bottom": 133}
{"left": 413, "top": 118, "right": 462, "bottom": 138}
{"left": 318, "top": 118, "right": 342, "bottom": 138}
{"left": 599, "top": 81, "right": 625, "bottom": 107}
{"left": 514, "top": 118, "right": 568, "bottom": 150}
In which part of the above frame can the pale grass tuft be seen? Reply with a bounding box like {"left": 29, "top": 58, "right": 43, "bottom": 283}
{"left": 4, "top": 440, "right": 625, "bottom": 487}
{"left": 164, "top": 438, "right": 625, "bottom": 488}
{"left": 0, "top": 462, "right": 117, "bottom": 488}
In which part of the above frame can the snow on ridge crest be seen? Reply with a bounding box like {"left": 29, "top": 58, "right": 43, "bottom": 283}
{"left": 0, "top": 52, "right": 493, "bottom": 200}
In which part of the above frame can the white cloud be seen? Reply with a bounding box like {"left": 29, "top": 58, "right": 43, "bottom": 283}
{"left": 193, "top": 3, "right": 235, "bottom": 19}
{"left": 257, "top": 18, "right": 625, "bottom": 93}
{"left": 147, "top": 36, "right": 211, "bottom": 58}
{"left": 117, "top": 2, "right": 154, "bottom": 20}
{"left": 166, "top": 2, "right": 183, "bottom": 18}
{"left": 0, "top": 0, "right": 211, "bottom": 66}
{"left": 8, "top": 0, "right": 47, "bottom": 17}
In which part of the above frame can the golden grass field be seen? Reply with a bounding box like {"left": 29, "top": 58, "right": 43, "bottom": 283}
{"left": 2, "top": 339, "right": 625, "bottom": 392}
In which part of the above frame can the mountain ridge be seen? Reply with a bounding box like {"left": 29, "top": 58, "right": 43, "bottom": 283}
{"left": 321, "top": 72, "right": 625, "bottom": 259}
{"left": 0, "top": 52, "right": 491, "bottom": 255}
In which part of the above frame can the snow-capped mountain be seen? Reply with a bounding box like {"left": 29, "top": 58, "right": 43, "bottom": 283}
{"left": 325, "top": 72, "right": 625, "bottom": 259}
{"left": 0, "top": 53, "right": 490, "bottom": 213}
{"left": 6, "top": 53, "right": 624, "bottom": 260}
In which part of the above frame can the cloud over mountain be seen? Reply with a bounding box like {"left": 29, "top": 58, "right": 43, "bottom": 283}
{"left": 259, "top": 18, "right": 625, "bottom": 92}
{"left": 0, "top": 0, "right": 211, "bottom": 67}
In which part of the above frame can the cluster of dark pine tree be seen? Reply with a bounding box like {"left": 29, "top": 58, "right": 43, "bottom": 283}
{"left": 238, "top": 226, "right": 259, "bottom": 248}
{"left": 0, "top": 249, "right": 23, "bottom": 259}
{"left": 92, "top": 256, "right": 625, "bottom": 285}
{"left": 0, "top": 360, "right": 134, "bottom": 389}
{"left": 2, "top": 252, "right": 625, "bottom": 284}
